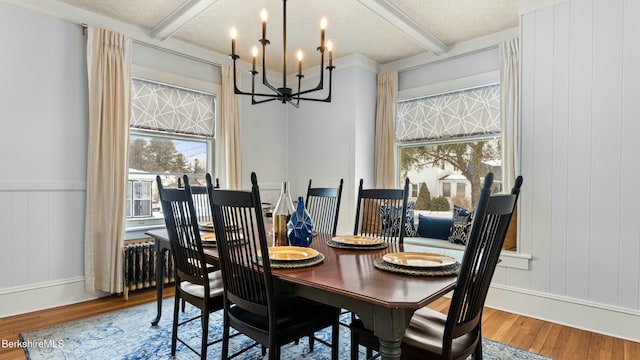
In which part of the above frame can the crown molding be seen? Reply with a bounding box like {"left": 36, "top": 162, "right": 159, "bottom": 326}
{"left": 515, "top": 0, "right": 571, "bottom": 15}
{"left": 381, "top": 26, "right": 519, "bottom": 72}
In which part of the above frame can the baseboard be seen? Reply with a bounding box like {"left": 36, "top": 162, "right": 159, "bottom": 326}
{"left": 486, "top": 284, "right": 640, "bottom": 343}
{"left": 0, "top": 277, "right": 108, "bottom": 318}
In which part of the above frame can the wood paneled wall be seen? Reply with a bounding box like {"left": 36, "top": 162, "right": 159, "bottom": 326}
{"left": 494, "top": 0, "right": 640, "bottom": 313}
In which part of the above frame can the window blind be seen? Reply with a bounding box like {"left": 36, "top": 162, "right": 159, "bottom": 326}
{"left": 131, "top": 78, "right": 215, "bottom": 137}
{"left": 396, "top": 84, "right": 500, "bottom": 142}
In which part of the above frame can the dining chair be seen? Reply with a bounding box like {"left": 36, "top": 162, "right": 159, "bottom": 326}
{"left": 350, "top": 173, "right": 523, "bottom": 360}
{"left": 156, "top": 175, "right": 224, "bottom": 360}
{"left": 177, "top": 174, "right": 220, "bottom": 312}
{"left": 207, "top": 172, "right": 340, "bottom": 360}
{"left": 305, "top": 178, "right": 343, "bottom": 236}
{"left": 189, "top": 175, "right": 219, "bottom": 224}
{"left": 354, "top": 177, "right": 410, "bottom": 244}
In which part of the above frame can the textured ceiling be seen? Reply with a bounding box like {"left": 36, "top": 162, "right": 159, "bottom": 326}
{"left": 56, "top": 0, "right": 518, "bottom": 73}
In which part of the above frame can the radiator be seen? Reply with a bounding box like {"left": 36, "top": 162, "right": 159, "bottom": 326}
{"left": 123, "top": 241, "right": 174, "bottom": 299}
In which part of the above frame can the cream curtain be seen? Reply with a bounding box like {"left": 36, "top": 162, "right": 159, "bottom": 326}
{"left": 500, "top": 38, "right": 520, "bottom": 191}
{"left": 374, "top": 70, "right": 398, "bottom": 188}
{"left": 220, "top": 65, "right": 242, "bottom": 189}
{"left": 84, "top": 26, "right": 131, "bottom": 293}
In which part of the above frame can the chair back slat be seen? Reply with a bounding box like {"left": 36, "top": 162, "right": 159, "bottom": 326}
{"left": 305, "top": 179, "right": 343, "bottom": 236}
{"left": 156, "top": 175, "right": 208, "bottom": 287}
{"left": 208, "top": 173, "right": 273, "bottom": 318}
{"left": 442, "top": 174, "right": 523, "bottom": 358}
{"left": 353, "top": 178, "right": 410, "bottom": 244}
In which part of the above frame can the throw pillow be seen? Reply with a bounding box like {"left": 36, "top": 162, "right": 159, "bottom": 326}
{"left": 379, "top": 202, "right": 418, "bottom": 237}
{"left": 417, "top": 214, "right": 453, "bottom": 240}
{"left": 448, "top": 205, "right": 473, "bottom": 245}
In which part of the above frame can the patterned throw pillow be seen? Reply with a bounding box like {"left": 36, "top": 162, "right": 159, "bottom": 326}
{"left": 379, "top": 202, "right": 418, "bottom": 237}
{"left": 448, "top": 205, "right": 473, "bottom": 245}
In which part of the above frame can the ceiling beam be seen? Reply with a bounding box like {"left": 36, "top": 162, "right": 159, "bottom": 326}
{"left": 356, "top": 0, "right": 448, "bottom": 55}
{"left": 151, "top": 0, "right": 219, "bottom": 41}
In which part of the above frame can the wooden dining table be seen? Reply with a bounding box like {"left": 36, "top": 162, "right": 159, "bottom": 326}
{"left": 145, "top": 228, "right": 458, "bottom": 360}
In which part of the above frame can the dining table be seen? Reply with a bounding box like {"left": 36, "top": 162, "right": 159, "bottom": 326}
{"left": 145, "top": 227, "right": 458, "bottom": 360}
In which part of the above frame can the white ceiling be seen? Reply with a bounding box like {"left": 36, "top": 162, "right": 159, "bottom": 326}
{"left": 55, "top": 0, "right": 519, "bottom": 73}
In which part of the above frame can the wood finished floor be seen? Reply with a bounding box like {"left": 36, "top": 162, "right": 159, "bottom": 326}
{"left": 1, "top": 287, "right": 638, "bottom": 360}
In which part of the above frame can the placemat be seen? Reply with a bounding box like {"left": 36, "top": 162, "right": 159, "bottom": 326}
{"left": 266, "top": 253, "right": 325, "bottom": 269}
{"left": 327, "top": 239, "right": 389, "bottom": 250}
{"left": 373, "top": 258, "right": 460, "bottom": 276}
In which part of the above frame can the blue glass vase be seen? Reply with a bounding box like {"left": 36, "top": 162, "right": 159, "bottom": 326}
{"left": 287, "top": 196, "right": 314, "bottom": 247}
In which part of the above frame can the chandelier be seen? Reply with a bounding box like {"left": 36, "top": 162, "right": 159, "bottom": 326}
{"left": 228, "top": 0, "right": 335, "bottom": 107}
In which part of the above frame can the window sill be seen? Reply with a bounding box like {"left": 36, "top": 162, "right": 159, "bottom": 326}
{"left": 403, "top": 237, "right": 531, "bottom": 270}
{"left": 124, "top": 223, "right": 165, "bottom": 240}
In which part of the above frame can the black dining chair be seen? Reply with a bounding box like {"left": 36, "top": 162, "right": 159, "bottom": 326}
{"left": 207, "top": 172, "right": 341, "bottom": 360}
{"left": 156, "top": 175, "right": 224, "bottom": 360}
{"left": 354, "top": 177, "right": 410, "bottom": 244}
{"left": 305, "top": 178, "right": 343, "bottom": 236}
{"left": 348, "top": 178, "right": 411, "bottom": 358}
{"left": 178, "top": 174, "right": 220, "bottom": 312}
{"left": 350, "top": 173, "right": 523, "bottom": 360}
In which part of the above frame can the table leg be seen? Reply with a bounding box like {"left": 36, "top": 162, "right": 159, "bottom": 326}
{"left": 150, "top": 247, "right": 166, "bottom": 326}
{"left": 370, "top": 308, "right": 413, "bottom": 360}
{"left": 378, "top": 339, "right": 402, "bottom": 360}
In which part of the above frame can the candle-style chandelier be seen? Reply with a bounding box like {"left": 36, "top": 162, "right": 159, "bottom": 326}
{"left": 228, "top": 0, "right": 335, "bottom": 107}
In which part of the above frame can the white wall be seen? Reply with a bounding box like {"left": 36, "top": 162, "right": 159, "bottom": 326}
{"left": 398, "top": 47, "right": 499, "bottom": 92}
{"left": 0, "top": 2, "right": 89, "bottom": 315}
{"left": 287, "top": 54, "right": 378, "bottom": 235}
{"left": 487, "top": 0, "right": 640, "bottom": 342}
{"left": 238, "top": 70, "right": 289, "bottom": 203}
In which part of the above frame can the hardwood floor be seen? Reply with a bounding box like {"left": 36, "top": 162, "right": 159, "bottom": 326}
{"left": 1, "top": 288, "right": 638, "bottom": 359}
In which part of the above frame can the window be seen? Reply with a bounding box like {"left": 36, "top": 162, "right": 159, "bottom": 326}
{"left": 127, "top": 78, "right": 215, "bottom": 228}
{"left": 397, "top": 84, "right": 502, "bottom": 214}
{"left": 129, "top": 180, "right": 152, "bottom": 217}
{"left": 442, "top": 182, "right": 451, "bottom": 197}
{"left": 410, "top": 183, "right": 418, "bottom": 198}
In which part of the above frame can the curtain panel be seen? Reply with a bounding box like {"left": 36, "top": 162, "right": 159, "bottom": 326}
{"left": 220, "top": 65, "right": 242, "bottom": 189}
{"left": 374, "top": 70, "right": 398, "bottom": 188}
{"left": 500, "top": 38, "right": 520, "bottom": 191}
{"left": 84, "top": 26, "right": 131, "bottom": 293}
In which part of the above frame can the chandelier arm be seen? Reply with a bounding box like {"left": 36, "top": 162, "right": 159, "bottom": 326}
{"left": 259, "top": 40, "right": 281, "bottom": 95}
{"left": 294, "top": 68, "right": 333, "bottom": 102}
{"left": 251, "top": 97, "right": 278, "bottom": 105}
{"left": 290, "top": 50, "right": 326, "bottom": 97}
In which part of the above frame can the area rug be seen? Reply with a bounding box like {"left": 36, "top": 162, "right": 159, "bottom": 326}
{"left": 20, "top": 299, "right": 551, "bottom": 360}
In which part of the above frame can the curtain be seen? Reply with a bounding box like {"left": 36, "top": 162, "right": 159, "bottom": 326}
{"left": 500, "top": 38, "right": 520, "bottom": 191}
{"left": 84, "top": 26, "right": 131, "bottom": 293}
{"left": 374, "top": 70, "right": 398, "bottom": 188}
{"left": 220, "top": 65, "right": 242, "bottom": 189}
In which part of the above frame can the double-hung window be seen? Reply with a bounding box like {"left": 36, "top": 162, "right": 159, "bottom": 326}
{"left": 126, "top": 78, "right": 216, "bottom": 229}
{"left": 396, "top": 83, "right": 502, "bottom": 214}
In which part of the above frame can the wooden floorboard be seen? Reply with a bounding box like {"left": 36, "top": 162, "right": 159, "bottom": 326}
{"left": 0, "top": 287, "right": 638, "bottom": 359}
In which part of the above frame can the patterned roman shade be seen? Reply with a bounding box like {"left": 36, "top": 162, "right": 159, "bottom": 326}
{"left": 131, "top": 78, "right": 215, "bottom": 137}
{"left": 396, "top": 84, "right": 500, "bottom": 142}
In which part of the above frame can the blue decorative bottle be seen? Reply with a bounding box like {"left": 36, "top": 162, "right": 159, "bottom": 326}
{"left": 287, "top": 196, "right": 314, "bottom": 247}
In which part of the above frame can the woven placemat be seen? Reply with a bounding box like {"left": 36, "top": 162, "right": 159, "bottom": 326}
{"left": 267, "top": 253, "right": 325, "bottom": 269}
{"left": 373, "top": 258, "right": 460, "bottom": 276}
{"left": 327, "top": 239, "right": 389, "bottom": 250}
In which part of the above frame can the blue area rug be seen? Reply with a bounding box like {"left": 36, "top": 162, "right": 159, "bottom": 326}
{"left": 20, "top": 299, "right": 551, "bottom": 359}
